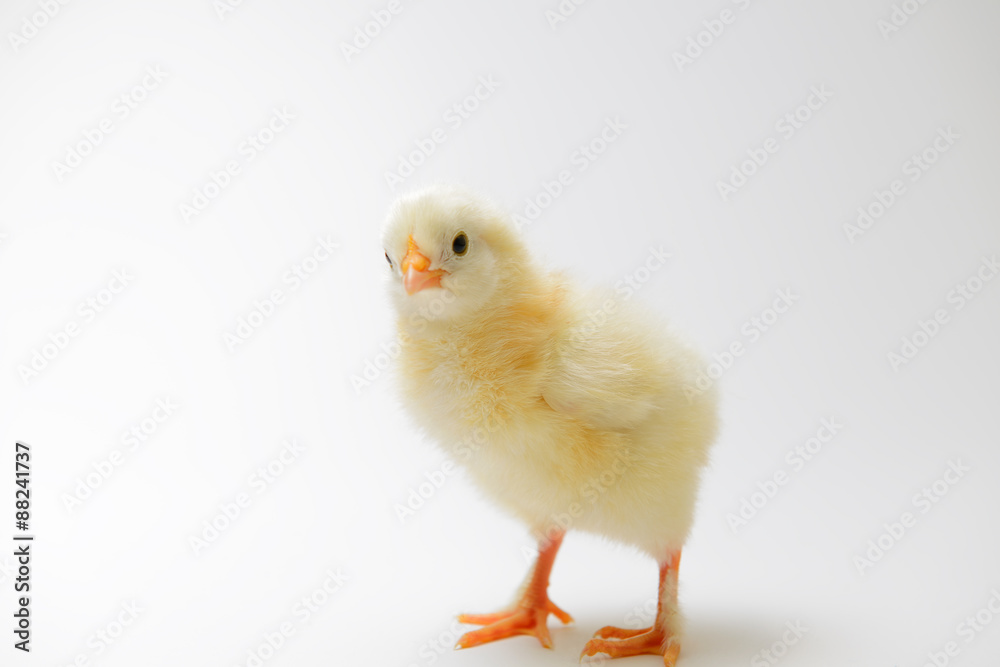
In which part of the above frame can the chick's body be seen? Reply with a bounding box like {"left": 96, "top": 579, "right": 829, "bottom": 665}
{"left": 398, "top": 272, "right": 715, "bottom": 559}
{"left": 383, "top": 185, "right": 717, "bottom": 665}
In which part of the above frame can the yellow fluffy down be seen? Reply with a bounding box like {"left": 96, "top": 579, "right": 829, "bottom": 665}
{"left": 383, "top": 185, "right": 718, "bottom": 561}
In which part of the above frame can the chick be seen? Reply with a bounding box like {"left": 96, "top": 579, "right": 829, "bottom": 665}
{"left": 381, "top": 185, "right": 718, "bottom": 666}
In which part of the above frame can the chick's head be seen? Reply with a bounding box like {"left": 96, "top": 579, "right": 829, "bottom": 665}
{"left": 382, "top": 185, "right": 528, "bottom": 327}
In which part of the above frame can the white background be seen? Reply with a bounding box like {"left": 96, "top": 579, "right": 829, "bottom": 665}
{"left": 1, "top": 0, "right": 999, "bottom": 665}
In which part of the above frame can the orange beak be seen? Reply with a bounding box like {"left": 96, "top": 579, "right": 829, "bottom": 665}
{"left": 401, "top": 236, "right": 446, "bottom": 295}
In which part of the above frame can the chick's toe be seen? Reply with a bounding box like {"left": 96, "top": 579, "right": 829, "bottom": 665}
{"left": 456, "top": 531, "right": 572, "bottom": 649}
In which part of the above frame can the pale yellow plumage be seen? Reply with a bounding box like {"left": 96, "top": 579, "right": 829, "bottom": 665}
{"left": 382, "top": 184, "right": 718, "bottom": 663}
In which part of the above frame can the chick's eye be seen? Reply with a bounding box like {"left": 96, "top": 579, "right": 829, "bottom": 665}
{"left": 452, "top": 232, "right": 468, "bottom": 256}
{"left": 384, "top": 251, "right": 393, "bottom": 268}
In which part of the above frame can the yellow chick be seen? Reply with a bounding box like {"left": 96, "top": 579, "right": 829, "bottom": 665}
{"left": 382, "top": 185, "right": 718, "bottom": 666}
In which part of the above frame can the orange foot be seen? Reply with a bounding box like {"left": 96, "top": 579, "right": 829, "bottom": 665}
{"left": 456, "top": 599, "right": 573, "bottom": 649}
{"left": 456, "top": 530, "right": 573, "bottom": 649}
{"left": 581, "top": 626, "right": 680, "bottom": 666}
{"left": 581, "top": 550, "right": 683, "bottom": 666}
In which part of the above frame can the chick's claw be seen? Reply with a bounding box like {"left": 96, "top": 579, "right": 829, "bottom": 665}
{"left": 456, "top": 599, "right": 573, "bottom": 649}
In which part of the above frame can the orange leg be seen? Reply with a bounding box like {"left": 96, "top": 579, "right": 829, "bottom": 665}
{"left": 457, "top": 530, "right": 573, "bottom": 649}
{"left": 581, "top": 550, "right": 682, "bottom": 666}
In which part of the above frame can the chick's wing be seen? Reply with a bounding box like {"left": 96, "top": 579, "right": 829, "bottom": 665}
{"left": 540, "top": 307, "right": 662, "bottom": 431}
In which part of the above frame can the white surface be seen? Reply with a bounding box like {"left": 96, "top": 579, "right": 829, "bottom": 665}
{"left": 1, "top": 1, "right": 999, "bottom": 665}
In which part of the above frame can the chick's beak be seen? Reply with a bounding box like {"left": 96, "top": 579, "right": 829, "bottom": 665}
{"left": 401, "top": 236, "right": 446, "bottom": 295}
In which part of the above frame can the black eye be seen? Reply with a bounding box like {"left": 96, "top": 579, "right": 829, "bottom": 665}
{"left": 384, "top": 251, "right": 393, "bottom": 268}
{"left": 452, "top": 232, "right": 468, "bottom": 256}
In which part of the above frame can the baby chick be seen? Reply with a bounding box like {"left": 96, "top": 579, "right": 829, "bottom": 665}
{"left": 382, "top": 185, "right": 718, "bottom": 666}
